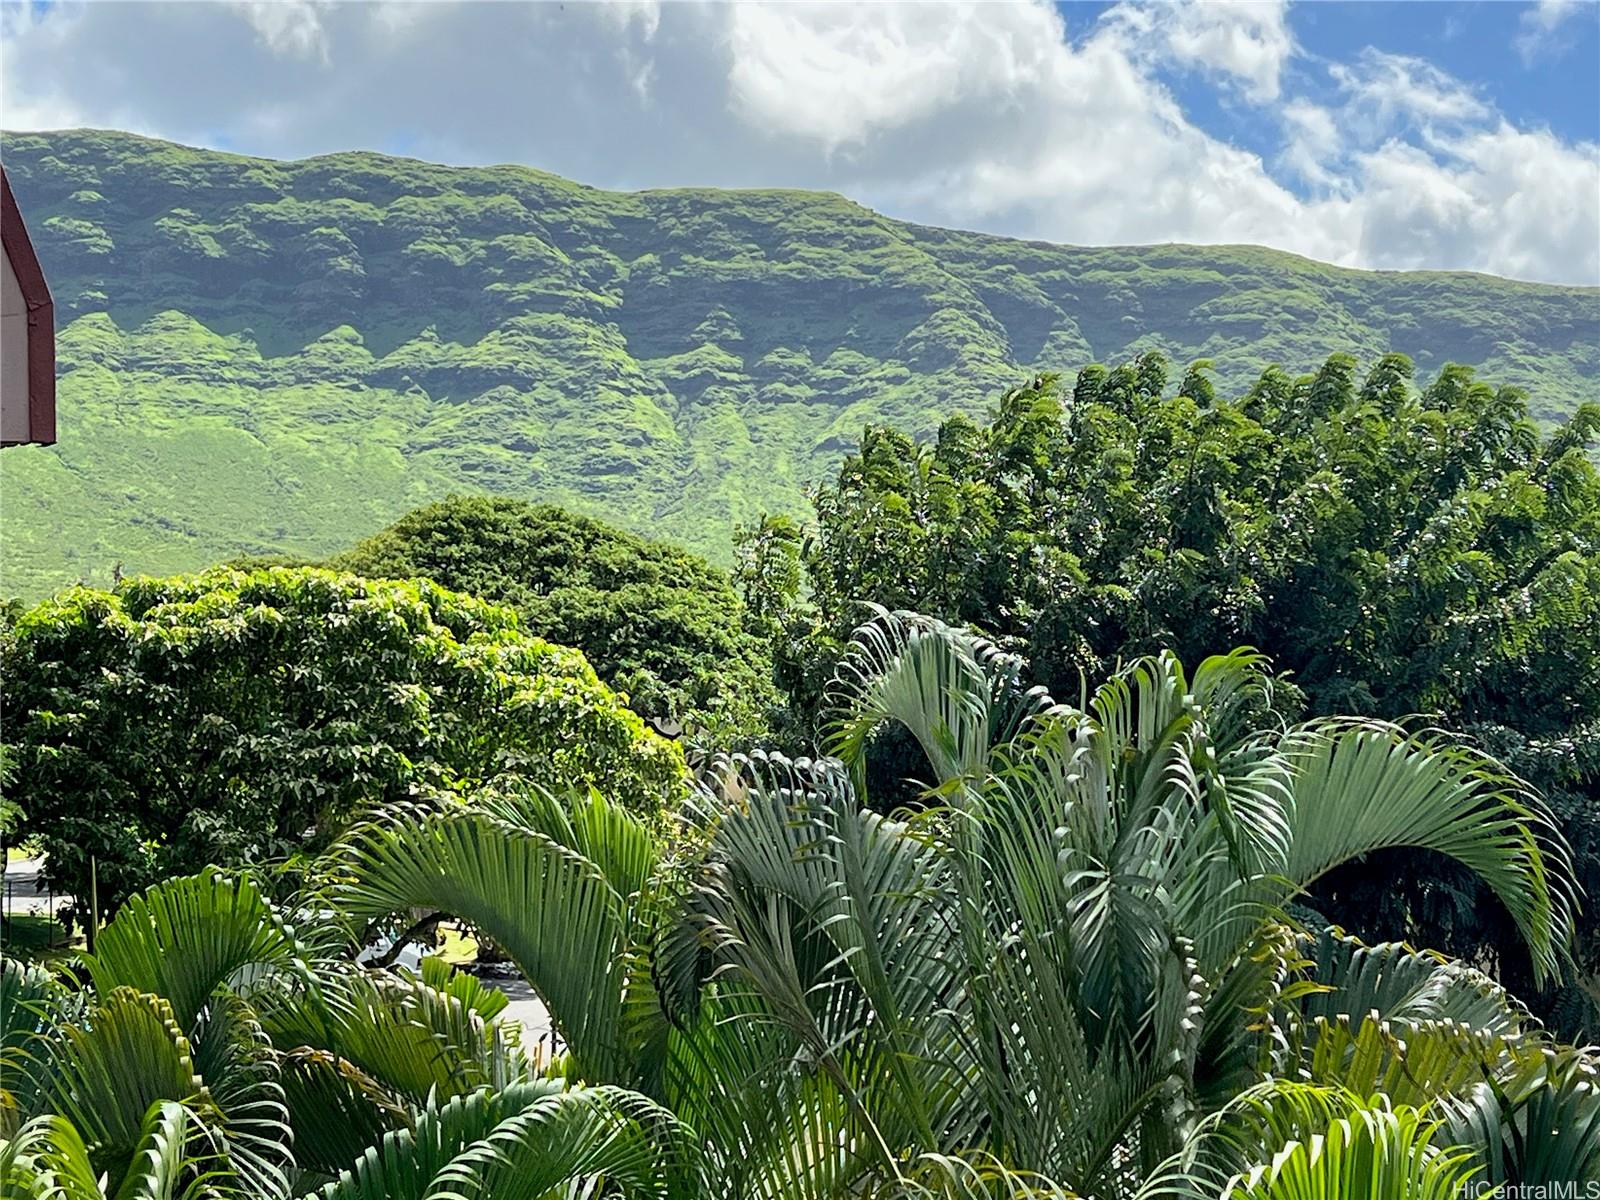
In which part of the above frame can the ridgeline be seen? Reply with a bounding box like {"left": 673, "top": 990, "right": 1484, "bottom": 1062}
{"left": 2, "top": 128, "right": 1595, "bottom": 596}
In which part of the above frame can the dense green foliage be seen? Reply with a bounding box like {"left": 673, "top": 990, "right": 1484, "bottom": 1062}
{"left": 1, "top": 129, "right": 1595, "bottom": 596}
{"left": 334, "top": 497, "right": 777, "bottom": 743}
{"left": 1, "top": 126, "right": 1596, "bottom": 1196}
{"left": 0, "top": 567, "right": 684, "bottom": 910}
{"left": 743, "top": 351, "right": 1600, "bottom": 1025}
{"left": 3, "top": 616, "right": 1592, "bottom": 1198}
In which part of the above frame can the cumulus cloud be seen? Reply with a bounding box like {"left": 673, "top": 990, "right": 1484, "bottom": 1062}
{"left": 723, "top": 3, "right": 1063, "bottom": 151}
{"left": 1355, "top": 124, "right": 1600, "bottom": 283}
{"left": 0, "top": 0, "right": 1595, "bottom": 285}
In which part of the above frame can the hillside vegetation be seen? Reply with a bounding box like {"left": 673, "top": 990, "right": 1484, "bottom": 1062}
{"left": 1, "top": 128, "right": 1596, "bottom": 596}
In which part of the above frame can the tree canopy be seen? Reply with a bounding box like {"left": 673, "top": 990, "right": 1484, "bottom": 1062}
{"left": 335, "top": 497, "right": 778, "bottom": 745}
{"left": 740, "top": 352, "right": 1600, "bottom": 1022}
{"left": 1, "top": 566, "right": 685, "bottom": 910}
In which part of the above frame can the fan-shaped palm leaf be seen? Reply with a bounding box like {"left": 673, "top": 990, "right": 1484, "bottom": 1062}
{"left": 83, "top": 868, "right": 312, "bottom": 1029}
{"left": 1296, "top": 929, "right": 1528, "bottom": 1038}
{"left": 2, "top": 957, "right": 75, "bottom": 1125}
{"left": 1177, "top": 1083, "right": 1479, "bottom": 1199}
{"left": 27, "top": 988, "right": 206, "bottom": 1172}
{"left": 1223, "top": 1105, "right": 1475, "bottom": 1200}
{"left": 1439, "top": 1045, "right": 1600, "bottom": 1186}
{"left": 309, "top": 1080, "right": 698, "bottom": 1200}
{"left": 275, "top": 1047, "right": 411, "bottom": 1188}
{"left": 187, "top": 990, "right": 294, "bottom": 1197}
{"left": 1278, "top": 721, "right": 1575, "bottom": 984}
{"left": 414, "top": 957, "right": 506, "bottom": 1022}
{"left": 1, "top": 1101, "right": 195, "bottom": 1200}
{"left": 255, "top": 966, "right": 530, "bottom": 1112}
{"left": 827, "top": 608, "right": 1053, "bottom": 790}
{"left": 326, "top": 794, "right": 645, "bottom": 1084}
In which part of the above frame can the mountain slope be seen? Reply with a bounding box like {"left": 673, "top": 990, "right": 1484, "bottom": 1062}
{"left": 2, "top": 128, "right": 1596, "bottom": 597}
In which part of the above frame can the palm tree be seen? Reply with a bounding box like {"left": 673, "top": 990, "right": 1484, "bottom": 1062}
{"left": 3, "top": 611, "right": 1593, "bottom": 1196}
{"left": 325, "top": 612, "right": 1588, "bottom": 1195}
{"left": 1, "top": 872, "right": 689, "bottom": 1198}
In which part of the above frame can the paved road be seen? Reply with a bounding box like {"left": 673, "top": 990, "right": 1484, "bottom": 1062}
{"left": 2, "top": 856, "right": 67, "bottom": 915}
{"left": 480, "top": 974, "right": 558, "bottom": 1054}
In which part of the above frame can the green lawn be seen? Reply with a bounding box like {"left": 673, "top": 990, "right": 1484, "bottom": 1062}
{"left": 0, "top": 912, "right": 79, "bottom": 962}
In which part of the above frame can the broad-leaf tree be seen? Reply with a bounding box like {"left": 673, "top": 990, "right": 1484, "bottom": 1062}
{"left": 335, "top": 497, "right": 779, "bottom": 744}
{"left": 1, "top": 566, "right": 685, "bottom": 910}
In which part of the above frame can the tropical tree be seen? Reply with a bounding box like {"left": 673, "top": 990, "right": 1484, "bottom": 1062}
{"left": 748, "top": 353, "right": 1600, "bottom": 1030}
{"left": 282, "top": 612, "right": 1586, "bottom": 1196}
{"left": 3, "top": 611, "right": 1590, "bottom": 1196}
{"left": 334, "top": 497, "right": 780, "bottom": 744}
{"left": 1, "top": 566, "right": 684, "bottom": 912}
{"left": 0, "top": 868, "right": 696, "bottom": 1198}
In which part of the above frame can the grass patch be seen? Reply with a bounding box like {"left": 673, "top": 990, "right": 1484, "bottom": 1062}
{"left": 0, "top": 912, "right": 79, "bottom": 962}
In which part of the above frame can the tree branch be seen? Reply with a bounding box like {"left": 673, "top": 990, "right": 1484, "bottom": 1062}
{"left": 370, "top": 909, "right": 450, "bottom": 969}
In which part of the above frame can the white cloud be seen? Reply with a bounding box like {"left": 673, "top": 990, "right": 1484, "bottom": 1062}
{"left": 1280, "top": 98, "right": 1342, "bottom": 189}
{"left": 1109, "top": 0, "right": 1296, "bottom": 103}
{"left": 231, "top": 1, "right": 329, "bottom": 62}
{"left": 724, "top": 3, "right": 1063, "bottom": 151}
{"left": 1516, "top": 0, "right": 1584, "bottom": 63}
{"left": 597, "top": 0, "right": 663, "bottom": 39}
{"left": 0, "top": 2, "right": 154, "bottom": 137}
{"left": 713, "top": 3, "right": 1325, "bottom": 255}
{"left": 0, "top": 0, "right": 1595, "bottom": 285}
{"left": 1355, "top": 124, "right": 1600, "bottom": 284}
{"left": 1331, "top": 48, "right": 1488, "bottom": 130}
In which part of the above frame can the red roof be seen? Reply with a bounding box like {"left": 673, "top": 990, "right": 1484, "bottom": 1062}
{"left": 2, "top": 166, "right": 56, "bottom": 446}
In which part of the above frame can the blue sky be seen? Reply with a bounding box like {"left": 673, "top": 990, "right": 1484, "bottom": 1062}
{"left": 1296, "top": 2, "right": 1598, "bottom": 138}
{"left": 1154, "top": 1, "right": 1599, "bottom": 160}
{"left": 2, "top": 0, "right": 1597, "bottom": 284}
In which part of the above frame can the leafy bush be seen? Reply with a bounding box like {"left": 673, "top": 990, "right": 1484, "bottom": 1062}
{"left": 1, "top": 566, "right": 684, "bottom": 910}
{"left": 335, "top": 496, "right": 778, "bottom": 745}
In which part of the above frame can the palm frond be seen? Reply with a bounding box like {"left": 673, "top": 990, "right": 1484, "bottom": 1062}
{"left": 1439, "top": 1045, "right": 1600, "bottom": 1186}
{"left": 1177, "top": 1082, "right": 1478, "bottom": 1200}
{"left": 256, "top": 966, "right": 531, "bottom": 1110}
{"left": 1298, "top": 928, "right": 1528, "bottom": 1038}
{"left": 84, "top": 868, "right": 312, "bottom": 1029}
{"left": 827, "top": 608, "right": 1052, "bottom": 793}
{"left": 326, "top": 794, "right": 645, "bottom": 1083}
{"left": 1279, "top": 720, "right": 1576, "bottom": 984}
{"left": 1, "top": 1102, "right": 195, "bottom": 1200}
{"left": 310, "top": 1081, "right": 699, "bottom": 1200}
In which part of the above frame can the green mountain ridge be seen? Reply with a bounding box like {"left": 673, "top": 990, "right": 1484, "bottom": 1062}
{"left": 1, "top": 128, "right": 1596, "bottom": 598}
